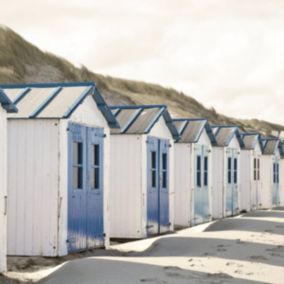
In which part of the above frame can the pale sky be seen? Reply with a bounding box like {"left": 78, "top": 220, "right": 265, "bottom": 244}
{"left": 2, "top": 0, "right": 284, "bottom": 124}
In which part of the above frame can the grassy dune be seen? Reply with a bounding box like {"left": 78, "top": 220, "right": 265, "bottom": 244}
{"left": 0, "top": 26, "right": 283, "bottom": 135}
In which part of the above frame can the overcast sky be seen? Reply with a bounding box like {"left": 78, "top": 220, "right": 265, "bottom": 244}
{"left": 2, "top": 0, "right": 284, "bottom": 124}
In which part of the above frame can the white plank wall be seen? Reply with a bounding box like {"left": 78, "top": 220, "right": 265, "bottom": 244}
{"left": 109, "top": 135, "right": 143, "bottom": 238}
{"left": 0, "top": 107, "right": 7, "bottom": 272}
{"left": 240, "top": 150, "right": 251, "bottom": 212}
{"left": 8, "top": 119, "right": 60, "bottom": 256}
{"left": 174, "top": 144, "right": 192, "bottom": 227}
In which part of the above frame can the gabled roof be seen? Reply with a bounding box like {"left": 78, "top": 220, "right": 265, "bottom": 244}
{"left": 172, "top": 118, "right": 217, "bottom": 145}
{"left": 0, "top": 82, "right": 119, "bottom": 128}
{"left": 109, "top": 105, "right": 179, "bottom": 139}
{"left": 241, "top": 132, "right": 262, "bottom": 151}
{"left": 261, "top": 138, "right": 280, "bottom": 155}
{"left": 0, "top": 89, "right": 17, "bottom": 113}
{"left": 212, "top": 125, "right": 244, "bottom": 148}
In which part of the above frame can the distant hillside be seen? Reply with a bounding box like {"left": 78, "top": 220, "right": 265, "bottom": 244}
{"left": 0, "top": 26, "right": 283, "bottom": 135}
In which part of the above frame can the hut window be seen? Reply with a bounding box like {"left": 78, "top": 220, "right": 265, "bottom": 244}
{"left": 254, "top": 158, "right": 257, "bottom": 181}
{"left": 273, "top": 163, "right": 279, "bottom": 184}
{"left": 151, "top": 151, "right": 157, "bottom": 188}
{"left": 234, "top": 158, "right": 238, "bottom": 184}
{"left": 162, "top": 153, "right": 167, "bottom": 188}
{"left": 197, "top": 155, "right": 201, "bottom": 187}
{"left": 91, "top": 144, "right": 100, "bottom": 189}
{"left": 254, "top": 158, "right": 260, "bottom": 181}
{"left": 73, "top": 142, "right": 83, "bottom": 189}
{"left": 228, "top": 157, "right": 232, "bottom": 184}
{"left": 257, "top": 159, "right": 260, "bottom": 180}
{"left": 204, "top": 156, "right": 208, "bottom": 187}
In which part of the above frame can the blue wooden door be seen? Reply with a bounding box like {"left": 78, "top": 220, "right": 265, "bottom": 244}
{"left": 193, "top": 145, "right": 210, "bottom": 225}
{"left": 225, "top": 149, "right": 239, "bottom": 216}
{"left": 202, "top": 146, "right": 210, "bottom": 222}
{"left": 147, "top": 136, "right": 159, "bottom": 236}
{"left": 193, "top": 145, "right": 203, "bottom": 224}
{"left": 86, "top": 127, "right": 104, "bottom": 247}
{"left": 225, "top": 149, "right": 234, "bottom": 216}
{"left": 68, "top": 123, "right": 87, "bottom": 252}
{"left": 232, "top": 150, "right": 239, "bottom": 215}
{"left": 272, "top": 159, "right": 280, "bottom": 206}
{"left": 146, "top": 136, "right": 170, "bottom": 236}
{"left": 68, "top": 123, "right": 104, "bottom": 252}
{"left": 159, "top": 139, "right": 170, "bottom": 233}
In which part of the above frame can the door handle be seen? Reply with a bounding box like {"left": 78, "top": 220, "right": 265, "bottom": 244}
{"left": 4, "top": 195, "right": 7, "bottom": 216}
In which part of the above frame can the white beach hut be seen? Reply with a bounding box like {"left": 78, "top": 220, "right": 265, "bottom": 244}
{"left": 240, "top": 133, "right": 263, "bottom": 212}
{"left": 211, "top": 126, "right": 244, "bottom": 218}
{"left": 109, "top": 105, "right": 178, "bottom": 239}
{"left": 0, "top": 82, "right": 119, "bottom": 256}
{"left": 260, "top": 138, "right": 281, "bottom": 208}
{"left": 0, "top": 91, "right": 17, "bottom": 272}
{"left": 173, "top": 118, "right": 217, "bottom": 227}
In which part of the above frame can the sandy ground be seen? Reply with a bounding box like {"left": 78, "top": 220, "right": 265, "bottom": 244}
{"left": 2, "top": 208, "right": 284, "bottom": 284}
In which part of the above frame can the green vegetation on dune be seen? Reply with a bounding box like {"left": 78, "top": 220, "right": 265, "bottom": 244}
{"left": 0, "top": 26, "right": 283, "bottom": 135}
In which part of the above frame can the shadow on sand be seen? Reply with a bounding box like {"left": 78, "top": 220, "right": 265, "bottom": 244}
{"left": 40, "top": 258, "right": 265, "bottom": 284}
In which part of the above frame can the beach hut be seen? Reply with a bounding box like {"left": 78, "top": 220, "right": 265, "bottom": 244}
{"left": 0, "top": 82, "right": 118, "bottom": 256}
{"left": 173, "top": 118, "right": 217, "bottom": 227}
{"left": 0, "top": 91, "right": 17, "bottom": 272}
{"left": 260, "top": 138, "right": 281, "bottom": 208}
{"left": 240, "top": 133, "right": 263, "bottom": 211}
{"left": 109, "top": 105, "right": 178, "bottom": 239}
{"left": 211, "top": 126, "right": 244, "bottom": 218}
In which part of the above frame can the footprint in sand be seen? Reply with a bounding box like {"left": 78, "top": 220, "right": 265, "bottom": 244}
{"left": 250, "top": 255, "right": 268, "bottom": 261}
{"left": 217, "top": 248, "right": 227, "bottom": 252}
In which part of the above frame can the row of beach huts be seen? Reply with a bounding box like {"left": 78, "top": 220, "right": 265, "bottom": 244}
{"left": 0, "top": 82, "right": 283, "bottom": 272}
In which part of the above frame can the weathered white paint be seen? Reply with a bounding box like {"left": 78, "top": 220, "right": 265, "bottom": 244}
{"left": 7, "top": 96, "right": 111, "bottom": 256}
{"left": 0, "top": 106, "right": 7, "bottom": 272}
{"left": 211, "top": 147, "right": 225, "bottom": 219}
{"left": 174, "top": 129, "right": 213, "bottom": 228}
{"left": 109, "top": 116, "right": 174, "bottom": 238}
{"left": 260, "top": 149, "right": 281, "bottom": 209}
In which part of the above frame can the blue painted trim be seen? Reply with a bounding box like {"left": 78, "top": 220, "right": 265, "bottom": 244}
{"left": 122, "top": 108, "right": 144, "bottom": 133}
{"left": 111, "top": 108, "right": 121, "bottom": 116}
{"left": 144, "top": 107, "right": 166, "bottom": 133}
{"left": 0, "top": 81, "right": 95, "bottom": 89}
{"left": 0, "top": 89, "right": 18, "bottom": 113}
{"left": 161, "top": 110, "right": 180, "bottom": 140}
{"left": 14, "top": 88, "right": 31, "bottom": 105}
{"left": 173, "top": 118, "right": 208, "bottom": 123}
{"left": 63, "top": 86, "right": 93, "bottom": 118}
{"left": 92, "top": 87, "right": 120, "bottom": 129}
{"left": 29, "top": 87, "right": 63, "bottom": 118}
{"left": 109, "top": 104, "right": 167, "bottom": 110}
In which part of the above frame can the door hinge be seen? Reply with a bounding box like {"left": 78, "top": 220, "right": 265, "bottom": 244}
{"left": 4, "top": 196, "right": 7, "bottom": 216}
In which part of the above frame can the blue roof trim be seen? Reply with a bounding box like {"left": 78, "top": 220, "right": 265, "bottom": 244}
{"left": 109, "top": 105, "right": 179, "bottom": 138}
{"left": 30, "top": 87, "right": 63, "bottom": 118}
{"left": 144, "top": 107, "right": 166, "bottom": 133}
{"left": 0, "top": 89, "right": 18, "bottom": 113}
{"left": 14, "top": 88, "right": 31, "bottom": 105}
{"left": 161, "top": 110, "right": 180, "bottom": 140}
{"left": 122, "top": 108, "right": 144, "bottom": 133}
{"left": 0, "top": 81, "right": 95, "bottom": 89}
{"left": 63, "top": 86, "right": 93, "bottom": 118}
{"left": 241, "top": 132, "right": 262, "bottom": 151}
{"left": 109, "top": 104, "right": 167, "bottom": 110}
{"left": 92, "top": 87, "right": 120, "bottom": 129}
{"left": 214, "top": 125, "right": 245, "bottom": 148}
{"left": 173, "top": 118, "right": 217, "bottom": 145}
{"left": 261, "top": 137, "right": 280, "bottom": 154}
